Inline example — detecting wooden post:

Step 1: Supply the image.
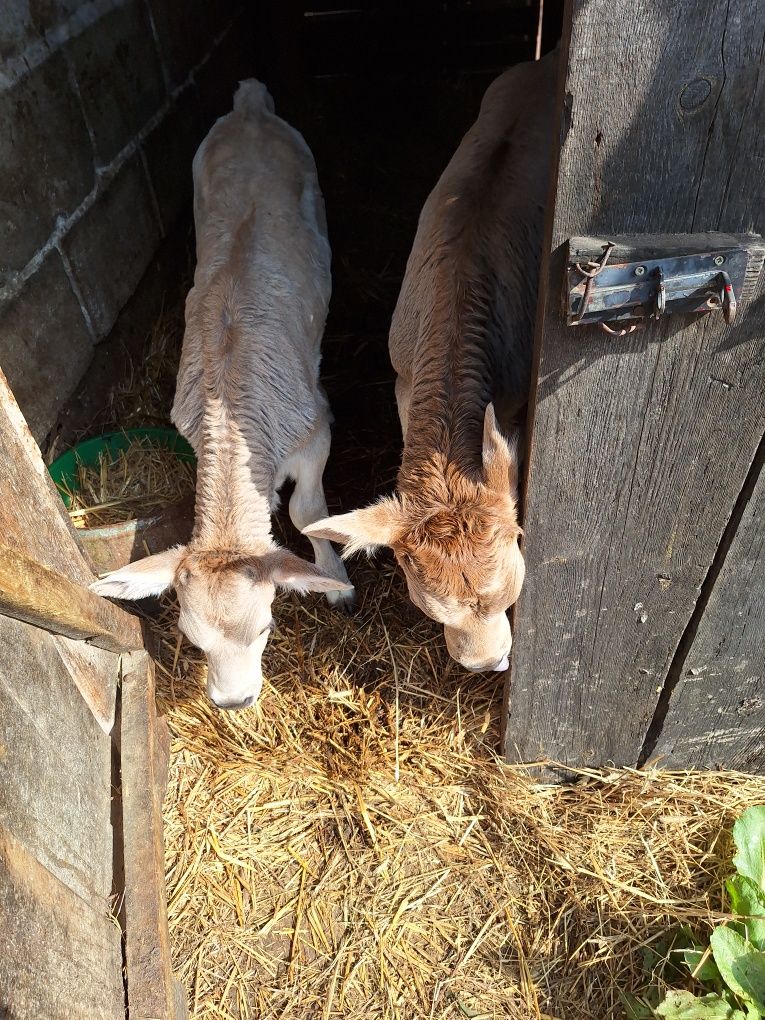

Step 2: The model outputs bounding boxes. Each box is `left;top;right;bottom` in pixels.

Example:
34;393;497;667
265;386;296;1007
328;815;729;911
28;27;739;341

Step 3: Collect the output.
120;651;188;1020
504;0;765;773
0;544;143;653
0;371;127;1014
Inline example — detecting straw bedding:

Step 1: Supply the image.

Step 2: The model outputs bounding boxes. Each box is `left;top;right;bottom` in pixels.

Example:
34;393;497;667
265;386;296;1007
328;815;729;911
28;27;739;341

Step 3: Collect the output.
69;321;764;1019
45;54;763;1014
145;558;764;1020
63;437;195;528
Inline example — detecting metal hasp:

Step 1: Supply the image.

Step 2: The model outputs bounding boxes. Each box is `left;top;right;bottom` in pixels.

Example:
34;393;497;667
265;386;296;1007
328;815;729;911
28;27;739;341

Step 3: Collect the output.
564;232;765;333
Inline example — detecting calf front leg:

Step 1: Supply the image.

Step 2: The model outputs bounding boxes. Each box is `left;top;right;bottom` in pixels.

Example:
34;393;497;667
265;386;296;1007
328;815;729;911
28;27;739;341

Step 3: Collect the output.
288;426;356;611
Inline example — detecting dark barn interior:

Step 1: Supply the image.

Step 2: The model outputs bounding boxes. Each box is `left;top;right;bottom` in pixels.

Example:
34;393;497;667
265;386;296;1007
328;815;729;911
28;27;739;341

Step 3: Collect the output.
46;0;563;517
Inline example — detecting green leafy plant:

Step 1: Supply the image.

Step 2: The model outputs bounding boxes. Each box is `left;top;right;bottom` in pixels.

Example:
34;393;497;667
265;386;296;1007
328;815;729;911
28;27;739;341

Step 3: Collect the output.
645;806;765;1020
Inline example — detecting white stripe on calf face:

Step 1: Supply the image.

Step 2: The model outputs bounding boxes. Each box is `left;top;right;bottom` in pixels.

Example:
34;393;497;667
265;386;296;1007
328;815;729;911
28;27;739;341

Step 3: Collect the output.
205;631;269;710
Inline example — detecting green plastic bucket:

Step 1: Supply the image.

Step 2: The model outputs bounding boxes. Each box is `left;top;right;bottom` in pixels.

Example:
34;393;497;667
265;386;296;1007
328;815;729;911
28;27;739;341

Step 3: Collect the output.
48;427;196;508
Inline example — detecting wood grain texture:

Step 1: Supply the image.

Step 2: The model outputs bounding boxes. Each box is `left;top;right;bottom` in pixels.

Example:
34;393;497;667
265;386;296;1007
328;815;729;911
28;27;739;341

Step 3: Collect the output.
0;824;124;1020
505;0;765;770
0;614;115;902
0;367;94;585
0;332;125;1015
0;543;143;653
651;456;765;770
53;635;119;734
0;367;134;723
121;651;189;1020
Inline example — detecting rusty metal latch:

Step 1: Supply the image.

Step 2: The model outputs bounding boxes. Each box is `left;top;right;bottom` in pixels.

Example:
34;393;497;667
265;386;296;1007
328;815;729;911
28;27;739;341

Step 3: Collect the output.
564;232;764;334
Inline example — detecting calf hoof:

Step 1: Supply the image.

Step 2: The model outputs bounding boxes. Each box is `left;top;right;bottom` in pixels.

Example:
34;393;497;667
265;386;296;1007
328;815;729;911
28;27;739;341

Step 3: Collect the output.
326;585;358;615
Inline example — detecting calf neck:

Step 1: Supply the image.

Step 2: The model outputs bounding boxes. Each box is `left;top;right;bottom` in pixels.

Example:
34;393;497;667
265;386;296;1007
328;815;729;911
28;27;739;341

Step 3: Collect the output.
304;52;558;671
91;80;354;708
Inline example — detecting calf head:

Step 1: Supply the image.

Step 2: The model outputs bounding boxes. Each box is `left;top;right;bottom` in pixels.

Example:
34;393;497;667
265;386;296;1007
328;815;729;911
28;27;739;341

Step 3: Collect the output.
90;546;352;709
304;404;524;672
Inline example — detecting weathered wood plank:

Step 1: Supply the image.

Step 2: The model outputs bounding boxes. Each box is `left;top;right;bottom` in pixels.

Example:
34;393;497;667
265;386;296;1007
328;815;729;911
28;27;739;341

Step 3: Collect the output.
121;651;189;1020
0;367;131;722
0;543;143;653
505;0;765;771
651;453;765;770
0;367;94;585
0;824;124;1020
53;635;119;734
0;615;115;902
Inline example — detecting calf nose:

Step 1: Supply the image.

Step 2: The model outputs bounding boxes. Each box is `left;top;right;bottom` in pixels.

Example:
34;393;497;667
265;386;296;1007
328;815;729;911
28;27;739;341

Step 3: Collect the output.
211;694;256;711
463;650;511;673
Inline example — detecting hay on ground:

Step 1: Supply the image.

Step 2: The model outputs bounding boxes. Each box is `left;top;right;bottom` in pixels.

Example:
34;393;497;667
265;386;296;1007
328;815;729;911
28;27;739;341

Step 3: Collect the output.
141;557;765;1020
108;305;186;430
62;436;195;528
64;304;764;1019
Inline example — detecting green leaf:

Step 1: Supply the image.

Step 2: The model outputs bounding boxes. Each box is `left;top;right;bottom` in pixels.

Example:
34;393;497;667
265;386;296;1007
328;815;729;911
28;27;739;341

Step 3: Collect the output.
685;946;723;984
733;808;765;893
645;926;707;985
645;931;687;974
710;928;765;1011
728;876;765;951
618;989;656;1019
655;989;747;1019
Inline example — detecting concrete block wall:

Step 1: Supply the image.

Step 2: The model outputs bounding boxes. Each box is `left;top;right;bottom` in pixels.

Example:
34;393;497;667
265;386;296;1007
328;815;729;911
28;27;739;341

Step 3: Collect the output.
0;0;249;442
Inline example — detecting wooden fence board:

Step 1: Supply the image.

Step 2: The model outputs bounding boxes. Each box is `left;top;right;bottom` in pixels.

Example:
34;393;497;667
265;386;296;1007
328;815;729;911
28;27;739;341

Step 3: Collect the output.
651;455;765;770
0;614;115;902
0;366;145;727
505;0;765;771
53;635;119;734
0;543;143;653
0;367;94;585
0;824;124;1020
121;651;188;1020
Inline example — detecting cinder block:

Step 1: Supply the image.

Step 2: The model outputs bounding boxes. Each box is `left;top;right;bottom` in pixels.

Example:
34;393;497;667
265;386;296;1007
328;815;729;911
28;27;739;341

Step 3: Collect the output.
0;0;41;62
67;0;165;167
0;250;94;441
62;153;160;338
143;85;204;233
0;51;94;284
28;0;90;35
147;0;222;88
0;0;89;59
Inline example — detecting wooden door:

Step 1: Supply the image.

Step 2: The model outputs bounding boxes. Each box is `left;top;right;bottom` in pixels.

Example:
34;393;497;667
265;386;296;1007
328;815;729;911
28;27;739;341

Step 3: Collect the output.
504;0;765;774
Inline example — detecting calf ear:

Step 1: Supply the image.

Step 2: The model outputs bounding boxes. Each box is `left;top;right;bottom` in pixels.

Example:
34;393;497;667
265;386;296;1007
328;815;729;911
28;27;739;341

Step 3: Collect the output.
89;546;186;600
482;404;521;497
264;551;354;594
302;497;405;556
